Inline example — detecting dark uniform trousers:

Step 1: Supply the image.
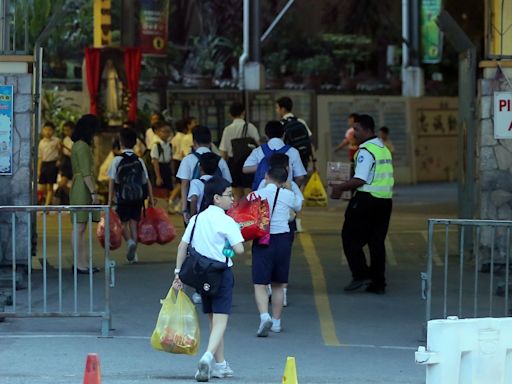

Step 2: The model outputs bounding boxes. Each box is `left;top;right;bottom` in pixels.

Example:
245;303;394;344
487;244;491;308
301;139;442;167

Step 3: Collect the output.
341;191;392;287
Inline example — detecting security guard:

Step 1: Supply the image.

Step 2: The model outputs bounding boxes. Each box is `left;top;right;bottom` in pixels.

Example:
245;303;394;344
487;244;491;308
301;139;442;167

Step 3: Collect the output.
331;114;393;294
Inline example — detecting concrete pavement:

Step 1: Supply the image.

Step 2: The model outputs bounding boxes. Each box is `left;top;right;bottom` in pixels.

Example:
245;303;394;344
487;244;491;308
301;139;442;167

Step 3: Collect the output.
0;183;458;383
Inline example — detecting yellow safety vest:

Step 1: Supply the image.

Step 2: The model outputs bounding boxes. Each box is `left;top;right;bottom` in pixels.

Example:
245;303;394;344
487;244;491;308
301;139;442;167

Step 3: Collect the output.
354;140;394;199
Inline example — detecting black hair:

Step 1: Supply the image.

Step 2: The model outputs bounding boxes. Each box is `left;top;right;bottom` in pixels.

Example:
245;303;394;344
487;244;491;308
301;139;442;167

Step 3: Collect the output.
119;128;137;149
151;111;164;121
192;125;212;145
264;120;284;139
62;121;74;130
267;166;288;183
174;119;186;134
276;96;293;112
379;126;389;135
112;138;121;151
357;114;375;132
199;152;220;176
122;121;135;130
229;102;245;117
269;153;289;169
71;114;99;145
184;116;197;128
348;113;359;121
43;121;55;130
153;121;170;131
199;176;231;212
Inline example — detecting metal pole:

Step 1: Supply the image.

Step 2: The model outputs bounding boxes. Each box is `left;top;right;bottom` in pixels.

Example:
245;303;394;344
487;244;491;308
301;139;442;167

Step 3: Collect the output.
249;0;260;62
238;0;250;89
410;0;420;67
260;0;295;43
402;0;409;68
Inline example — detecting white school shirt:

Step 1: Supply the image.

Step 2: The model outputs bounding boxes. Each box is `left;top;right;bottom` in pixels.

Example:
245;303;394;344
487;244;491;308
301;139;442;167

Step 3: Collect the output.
182;205;244;267
257;179;304;205
176;147;232;182
253;183;303;234
353;137;383;183
38;136;60;162
187;174;213;212
282;112;313;137
243;138;307;180
171;132;185;161
150;137;172;163
62;136;73;157
219;118;260;158
107;149;150;182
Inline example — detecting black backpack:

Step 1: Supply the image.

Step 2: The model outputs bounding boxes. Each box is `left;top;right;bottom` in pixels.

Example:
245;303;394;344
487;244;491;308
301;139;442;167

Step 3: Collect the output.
191;151;223;180
115;153;148;203
283;117;312;166
230;122;258;188
142;143;164;185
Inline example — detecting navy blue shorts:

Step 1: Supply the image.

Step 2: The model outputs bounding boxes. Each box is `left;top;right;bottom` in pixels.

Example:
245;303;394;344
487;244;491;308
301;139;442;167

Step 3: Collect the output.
252;233;293;285
116;202;143;223
201;268;234;315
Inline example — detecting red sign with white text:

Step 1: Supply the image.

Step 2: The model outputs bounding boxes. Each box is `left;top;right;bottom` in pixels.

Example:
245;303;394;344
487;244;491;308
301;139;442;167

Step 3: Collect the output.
140;0;169;57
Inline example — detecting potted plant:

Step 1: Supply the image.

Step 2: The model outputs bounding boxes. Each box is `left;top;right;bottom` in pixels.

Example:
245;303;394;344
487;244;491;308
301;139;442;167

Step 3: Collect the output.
185;34;234;88
296;54;334;89
264;50;288;89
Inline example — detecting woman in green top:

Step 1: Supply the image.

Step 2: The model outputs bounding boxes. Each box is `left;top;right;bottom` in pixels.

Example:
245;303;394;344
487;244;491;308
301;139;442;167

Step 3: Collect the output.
70;114;101;273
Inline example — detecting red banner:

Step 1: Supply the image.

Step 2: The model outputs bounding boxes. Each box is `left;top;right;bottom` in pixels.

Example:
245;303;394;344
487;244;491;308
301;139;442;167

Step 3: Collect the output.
140;0;169;56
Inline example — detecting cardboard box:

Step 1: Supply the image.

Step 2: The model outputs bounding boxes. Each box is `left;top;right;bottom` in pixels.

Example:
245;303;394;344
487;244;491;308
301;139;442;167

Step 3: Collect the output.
327;162;352;200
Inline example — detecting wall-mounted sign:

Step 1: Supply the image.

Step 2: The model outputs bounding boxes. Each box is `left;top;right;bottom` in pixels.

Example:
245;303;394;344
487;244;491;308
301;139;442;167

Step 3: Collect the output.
0;85;13;175
140;0;169;57
94;0;112;47
494;92;512;139
421;0;443;64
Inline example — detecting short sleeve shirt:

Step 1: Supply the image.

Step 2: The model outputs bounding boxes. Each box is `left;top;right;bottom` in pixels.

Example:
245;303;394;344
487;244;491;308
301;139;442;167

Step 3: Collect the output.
219;118;260;158
243;138;307;180
150;138;172;163
176;147;232;182
182;205;244;267
39;137;60;162
282;113;312;137
171;132;185;161
353;137;384;183
187;174;213;211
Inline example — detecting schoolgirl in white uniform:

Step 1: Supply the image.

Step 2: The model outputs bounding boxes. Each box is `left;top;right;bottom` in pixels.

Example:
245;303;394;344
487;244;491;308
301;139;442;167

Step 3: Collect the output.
173;176;244;382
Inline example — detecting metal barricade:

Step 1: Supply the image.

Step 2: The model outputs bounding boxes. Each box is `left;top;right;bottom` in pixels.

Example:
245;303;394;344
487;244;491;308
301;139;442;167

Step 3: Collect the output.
422;218;512;331
0;205;115;336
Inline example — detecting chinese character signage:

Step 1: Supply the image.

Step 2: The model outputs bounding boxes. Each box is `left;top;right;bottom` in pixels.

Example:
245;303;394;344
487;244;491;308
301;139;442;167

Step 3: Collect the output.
421;0;443;64
94;0;112;47
417;109;457;136
0;85;13;175
140;0;169;57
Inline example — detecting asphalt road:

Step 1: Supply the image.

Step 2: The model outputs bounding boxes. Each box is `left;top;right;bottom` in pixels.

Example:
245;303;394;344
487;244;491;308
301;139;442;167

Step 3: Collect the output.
0;183;458;383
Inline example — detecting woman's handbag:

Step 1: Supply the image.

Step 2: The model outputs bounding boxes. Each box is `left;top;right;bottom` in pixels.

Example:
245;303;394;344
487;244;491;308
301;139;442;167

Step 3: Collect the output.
178;214;228;297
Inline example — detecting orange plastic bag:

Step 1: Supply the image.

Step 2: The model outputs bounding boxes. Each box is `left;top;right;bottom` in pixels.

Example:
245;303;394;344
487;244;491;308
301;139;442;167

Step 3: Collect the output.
227;192;270;241
147;207;176;245
97;210;123;250
151;288;200;355
138;210;157;245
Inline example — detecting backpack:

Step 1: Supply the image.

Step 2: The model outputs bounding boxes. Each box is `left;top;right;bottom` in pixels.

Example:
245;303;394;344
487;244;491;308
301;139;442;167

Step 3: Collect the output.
115;153;148;203
230;122;258;188
142;142;164;185
191;151;223;180
252;143;291;191
282;117;312;166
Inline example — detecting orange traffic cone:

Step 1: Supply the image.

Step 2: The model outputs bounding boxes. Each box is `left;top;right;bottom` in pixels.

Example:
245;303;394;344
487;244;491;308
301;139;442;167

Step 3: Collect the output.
83;353;101;384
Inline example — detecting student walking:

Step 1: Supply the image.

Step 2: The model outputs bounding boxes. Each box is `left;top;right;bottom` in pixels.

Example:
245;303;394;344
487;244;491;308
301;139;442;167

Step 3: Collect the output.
172;177;245;382
38;121;61;205
188;152;221;217
56;121;74;204
150;121;174;201
168;119;187;213
251;166;302;336
108;128;155;262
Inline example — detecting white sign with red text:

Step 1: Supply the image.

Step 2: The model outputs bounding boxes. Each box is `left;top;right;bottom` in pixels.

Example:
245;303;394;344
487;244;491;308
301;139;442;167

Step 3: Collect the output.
494;92;512;139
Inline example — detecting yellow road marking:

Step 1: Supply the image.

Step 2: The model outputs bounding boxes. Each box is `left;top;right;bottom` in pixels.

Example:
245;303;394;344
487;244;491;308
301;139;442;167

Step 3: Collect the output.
299;232;341;346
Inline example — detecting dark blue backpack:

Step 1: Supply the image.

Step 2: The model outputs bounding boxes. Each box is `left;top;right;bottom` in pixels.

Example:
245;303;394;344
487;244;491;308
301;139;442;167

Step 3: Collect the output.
251;143;290;190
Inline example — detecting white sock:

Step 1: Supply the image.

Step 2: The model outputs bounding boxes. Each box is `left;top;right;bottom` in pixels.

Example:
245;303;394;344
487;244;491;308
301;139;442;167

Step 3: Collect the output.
260;313;271;322
127;239;136;247
202;351;214;361
216;360;226;367
272;318;281;327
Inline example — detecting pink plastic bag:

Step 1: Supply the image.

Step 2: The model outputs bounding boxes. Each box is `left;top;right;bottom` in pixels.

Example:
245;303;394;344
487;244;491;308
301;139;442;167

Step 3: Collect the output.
97;210;123;250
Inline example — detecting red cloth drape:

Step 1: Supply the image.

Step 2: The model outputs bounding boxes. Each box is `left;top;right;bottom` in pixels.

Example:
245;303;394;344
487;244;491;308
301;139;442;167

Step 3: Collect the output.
123;48;142;121
85;48;101;115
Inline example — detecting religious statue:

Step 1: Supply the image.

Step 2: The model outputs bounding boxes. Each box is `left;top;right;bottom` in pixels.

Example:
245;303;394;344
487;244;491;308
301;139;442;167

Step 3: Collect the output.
101;59;123;126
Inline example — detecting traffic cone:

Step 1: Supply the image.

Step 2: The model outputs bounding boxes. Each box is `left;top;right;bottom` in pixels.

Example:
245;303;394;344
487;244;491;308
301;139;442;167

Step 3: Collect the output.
282;356;298;384
83;353;101;384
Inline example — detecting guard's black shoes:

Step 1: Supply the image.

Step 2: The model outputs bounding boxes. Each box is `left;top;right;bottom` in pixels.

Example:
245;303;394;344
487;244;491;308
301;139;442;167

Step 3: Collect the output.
343;279;370;292
365;283;386;295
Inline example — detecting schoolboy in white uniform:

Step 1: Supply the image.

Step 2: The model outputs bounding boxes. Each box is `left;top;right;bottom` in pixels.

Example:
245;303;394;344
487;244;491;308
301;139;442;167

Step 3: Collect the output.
187;152;220;216
251;166;302;337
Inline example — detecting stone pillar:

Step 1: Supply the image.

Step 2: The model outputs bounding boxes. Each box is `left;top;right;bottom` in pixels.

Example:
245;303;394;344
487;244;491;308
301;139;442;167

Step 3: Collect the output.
478;63;512;263
0;72;33;268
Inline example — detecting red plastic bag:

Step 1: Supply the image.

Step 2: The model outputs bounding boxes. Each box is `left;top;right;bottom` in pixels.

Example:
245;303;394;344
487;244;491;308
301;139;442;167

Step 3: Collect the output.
97;210;123;250
147;207;177;245
227;193;270;241
138;209;158;245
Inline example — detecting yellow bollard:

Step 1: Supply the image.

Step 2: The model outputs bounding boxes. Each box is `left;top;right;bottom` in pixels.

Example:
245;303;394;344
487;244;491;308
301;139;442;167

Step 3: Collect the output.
282;356;298;384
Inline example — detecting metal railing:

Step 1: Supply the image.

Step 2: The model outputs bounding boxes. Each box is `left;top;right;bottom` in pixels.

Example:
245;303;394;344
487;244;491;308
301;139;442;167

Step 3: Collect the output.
0;205;115;336
422;218;512;329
